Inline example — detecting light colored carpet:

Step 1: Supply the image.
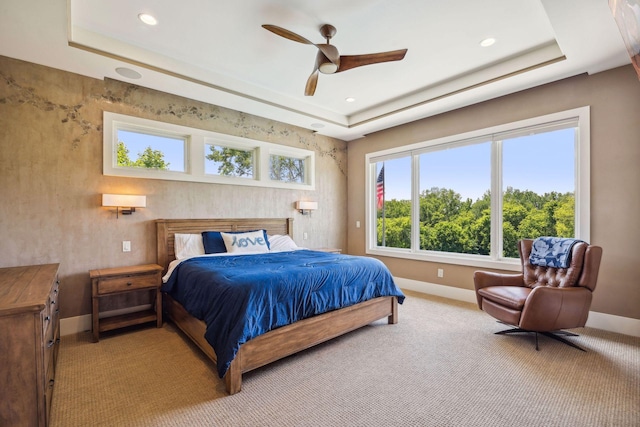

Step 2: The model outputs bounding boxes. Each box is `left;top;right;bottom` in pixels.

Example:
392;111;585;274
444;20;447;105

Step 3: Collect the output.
50;292;639;426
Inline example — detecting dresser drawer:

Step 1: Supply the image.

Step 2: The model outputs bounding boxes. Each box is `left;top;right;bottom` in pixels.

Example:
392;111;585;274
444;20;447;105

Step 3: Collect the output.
44;320;56;379
44;355;55;425
43;278;59;336
97;273;158;294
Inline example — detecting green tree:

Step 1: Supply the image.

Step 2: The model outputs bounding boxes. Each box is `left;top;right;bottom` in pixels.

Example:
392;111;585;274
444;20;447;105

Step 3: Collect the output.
117;141;169;170
378;216;411;248
470;208;491;255
382;199;411;218
206;146;253;177
517;209;548;240
377;184;574;257
117;141;135;167
424;221;468;253
134;146;170;169
554;195;575;236
420;187;464;226
270;155;304;183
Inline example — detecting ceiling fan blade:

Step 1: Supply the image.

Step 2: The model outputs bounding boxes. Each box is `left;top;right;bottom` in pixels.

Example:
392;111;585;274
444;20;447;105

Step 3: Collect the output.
262;25;314;45
305;69;319;96
337;49;408;73
305;53;322;96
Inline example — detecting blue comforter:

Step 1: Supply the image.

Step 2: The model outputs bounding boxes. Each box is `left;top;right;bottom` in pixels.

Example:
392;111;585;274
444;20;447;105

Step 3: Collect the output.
163;250;405;377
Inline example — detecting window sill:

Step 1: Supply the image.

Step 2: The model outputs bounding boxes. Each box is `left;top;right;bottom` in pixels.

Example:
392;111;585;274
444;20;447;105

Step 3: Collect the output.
366;247;522;272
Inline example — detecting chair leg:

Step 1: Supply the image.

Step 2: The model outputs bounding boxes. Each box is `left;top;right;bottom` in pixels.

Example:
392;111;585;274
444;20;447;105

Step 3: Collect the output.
540;331;586;352
494;323;585;351
495;327;539;350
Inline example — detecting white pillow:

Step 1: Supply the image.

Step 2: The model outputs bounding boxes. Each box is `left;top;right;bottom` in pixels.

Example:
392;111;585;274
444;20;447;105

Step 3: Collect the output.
268;234;300;252
221;230;270;254
174;233;205;260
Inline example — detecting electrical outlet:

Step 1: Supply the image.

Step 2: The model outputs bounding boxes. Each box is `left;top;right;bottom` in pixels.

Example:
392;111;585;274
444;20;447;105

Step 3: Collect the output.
356;221;361;228
303;232;308;240
437;268;444;278
122;241;131;252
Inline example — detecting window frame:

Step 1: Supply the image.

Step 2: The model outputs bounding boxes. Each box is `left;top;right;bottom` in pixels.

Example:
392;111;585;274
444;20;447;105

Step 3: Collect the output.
104;112;315;190
365;106;590;271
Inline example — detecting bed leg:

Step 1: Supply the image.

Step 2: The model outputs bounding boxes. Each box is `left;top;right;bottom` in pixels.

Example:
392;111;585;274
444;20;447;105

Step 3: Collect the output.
224;358;242;395
388;296;398;324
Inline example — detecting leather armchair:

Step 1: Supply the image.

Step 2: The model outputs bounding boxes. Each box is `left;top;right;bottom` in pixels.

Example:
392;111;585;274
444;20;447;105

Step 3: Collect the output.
474;239;603;351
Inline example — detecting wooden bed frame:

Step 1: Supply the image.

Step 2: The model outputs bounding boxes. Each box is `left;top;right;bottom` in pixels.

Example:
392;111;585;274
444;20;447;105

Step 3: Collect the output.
156;218;399;394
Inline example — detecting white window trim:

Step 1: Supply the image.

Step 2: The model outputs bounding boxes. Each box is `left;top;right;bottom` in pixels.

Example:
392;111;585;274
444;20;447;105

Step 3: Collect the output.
365;106;590;271
104;112;315;190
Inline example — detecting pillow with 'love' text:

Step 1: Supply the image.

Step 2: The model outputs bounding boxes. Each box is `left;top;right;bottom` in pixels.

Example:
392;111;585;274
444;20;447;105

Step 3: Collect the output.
220;230;270;254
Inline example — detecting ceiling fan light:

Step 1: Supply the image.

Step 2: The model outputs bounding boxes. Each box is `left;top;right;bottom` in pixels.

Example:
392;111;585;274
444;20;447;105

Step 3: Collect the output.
318;62;338;74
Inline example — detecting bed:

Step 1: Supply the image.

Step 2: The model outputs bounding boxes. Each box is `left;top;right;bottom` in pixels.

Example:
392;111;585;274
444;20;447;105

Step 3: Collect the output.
156;218;403;394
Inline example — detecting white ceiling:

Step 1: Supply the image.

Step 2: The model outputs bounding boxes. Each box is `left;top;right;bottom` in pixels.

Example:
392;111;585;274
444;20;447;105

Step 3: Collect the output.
0;0;631;141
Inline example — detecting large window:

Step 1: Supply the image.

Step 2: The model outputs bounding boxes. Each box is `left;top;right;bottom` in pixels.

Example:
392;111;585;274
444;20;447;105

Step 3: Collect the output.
104;112;314;190
367;107;590;270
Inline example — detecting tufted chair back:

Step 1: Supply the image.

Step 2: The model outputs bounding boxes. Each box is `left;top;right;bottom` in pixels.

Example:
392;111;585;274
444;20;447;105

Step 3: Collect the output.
519;239;588;289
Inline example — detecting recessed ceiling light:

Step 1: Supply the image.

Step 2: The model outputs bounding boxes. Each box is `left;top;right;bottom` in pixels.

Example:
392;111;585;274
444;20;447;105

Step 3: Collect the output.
115;67;142;79
480;38;496;47
345;97;355;102
138;13;157;26
311;123;325;129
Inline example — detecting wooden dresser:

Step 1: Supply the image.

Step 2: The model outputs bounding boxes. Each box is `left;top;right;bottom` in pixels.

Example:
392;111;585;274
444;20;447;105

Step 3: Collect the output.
0;263;60;427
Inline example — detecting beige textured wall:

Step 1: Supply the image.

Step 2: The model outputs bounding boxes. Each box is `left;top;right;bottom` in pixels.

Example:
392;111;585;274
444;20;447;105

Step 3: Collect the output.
347;65;640;320
0;56;347;318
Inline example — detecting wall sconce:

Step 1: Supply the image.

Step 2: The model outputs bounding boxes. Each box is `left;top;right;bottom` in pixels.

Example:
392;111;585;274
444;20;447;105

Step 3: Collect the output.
296;200;318;215
102;194;146;218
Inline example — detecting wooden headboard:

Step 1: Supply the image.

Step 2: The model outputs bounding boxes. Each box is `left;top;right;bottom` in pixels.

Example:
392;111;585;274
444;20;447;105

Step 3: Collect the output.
155;218;294;273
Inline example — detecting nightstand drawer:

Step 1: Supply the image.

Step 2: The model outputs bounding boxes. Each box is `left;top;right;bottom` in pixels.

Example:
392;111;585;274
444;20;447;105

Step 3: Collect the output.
97;273;158;294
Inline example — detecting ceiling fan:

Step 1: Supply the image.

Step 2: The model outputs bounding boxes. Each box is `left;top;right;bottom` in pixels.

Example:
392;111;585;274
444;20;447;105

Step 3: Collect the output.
262;24;408;96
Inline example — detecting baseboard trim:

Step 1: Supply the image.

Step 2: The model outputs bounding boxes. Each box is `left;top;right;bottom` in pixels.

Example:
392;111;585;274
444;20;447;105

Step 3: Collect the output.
394;277;640;338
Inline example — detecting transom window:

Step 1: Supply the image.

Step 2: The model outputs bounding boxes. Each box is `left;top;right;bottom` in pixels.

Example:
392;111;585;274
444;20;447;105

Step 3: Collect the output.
366;107;590;270
117;129;186;172
104;112;315;190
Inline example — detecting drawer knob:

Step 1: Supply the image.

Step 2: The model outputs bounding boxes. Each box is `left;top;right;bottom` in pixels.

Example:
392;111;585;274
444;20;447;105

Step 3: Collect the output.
47;340;55;348
49;379;55;388
45;316;51;321
51;300;56;305
126;282;133;286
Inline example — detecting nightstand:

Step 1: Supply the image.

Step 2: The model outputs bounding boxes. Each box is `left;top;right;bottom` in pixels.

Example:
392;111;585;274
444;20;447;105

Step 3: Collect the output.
312;248;342;254
90;264;163;342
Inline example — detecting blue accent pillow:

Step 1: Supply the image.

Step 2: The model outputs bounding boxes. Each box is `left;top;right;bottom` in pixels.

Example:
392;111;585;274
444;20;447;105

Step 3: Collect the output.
201;231;226;254
202;230;270;254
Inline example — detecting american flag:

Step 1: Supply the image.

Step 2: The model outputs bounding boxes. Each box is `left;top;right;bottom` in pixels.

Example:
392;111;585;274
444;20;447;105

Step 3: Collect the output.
376;166;384;210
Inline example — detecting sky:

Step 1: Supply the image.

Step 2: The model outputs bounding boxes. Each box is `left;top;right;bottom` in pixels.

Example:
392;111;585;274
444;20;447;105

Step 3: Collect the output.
118;127;576;202
118;130;186;172
380;128;575;201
